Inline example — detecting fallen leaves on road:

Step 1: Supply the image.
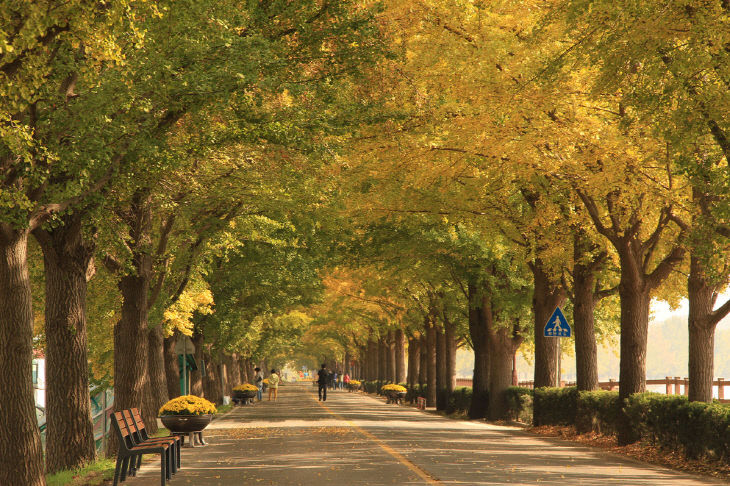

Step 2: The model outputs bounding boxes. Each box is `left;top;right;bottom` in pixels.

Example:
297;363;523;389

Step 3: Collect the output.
529;425;730;482
207;426;356;440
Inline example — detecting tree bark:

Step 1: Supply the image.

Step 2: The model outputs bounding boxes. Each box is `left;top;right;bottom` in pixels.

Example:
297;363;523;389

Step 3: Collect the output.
344;349;351;377
164;334;181;399
33;215;96;473
688;254;721;403
573;234;599;391
0;228;45;486
615;245;651;445
239;357;250;384
444;318;457;394
468;282;490;419
378;338;388;382
368;340;377;381
395;329;406;383
436;325;447;410
418;333;427;386
407;336;420;387
227;353;242;389
145;325;168;432
191;332;204;396
113;192;156;446
488;326;521;421
387;330;396;382
531;260;565;388
203;351;220;403
426;318;437;407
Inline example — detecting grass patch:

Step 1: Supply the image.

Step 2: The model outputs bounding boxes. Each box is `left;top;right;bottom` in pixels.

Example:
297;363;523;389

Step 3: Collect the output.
46;459;116;486
215;404;234;415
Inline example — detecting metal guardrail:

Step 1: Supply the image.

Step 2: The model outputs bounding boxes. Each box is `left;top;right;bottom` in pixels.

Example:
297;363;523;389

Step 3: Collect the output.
91;388;114;453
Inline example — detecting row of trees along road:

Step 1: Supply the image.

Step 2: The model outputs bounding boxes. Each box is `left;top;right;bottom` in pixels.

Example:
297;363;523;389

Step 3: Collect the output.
309;0;730;448
0;1;387;484
2;1;730;484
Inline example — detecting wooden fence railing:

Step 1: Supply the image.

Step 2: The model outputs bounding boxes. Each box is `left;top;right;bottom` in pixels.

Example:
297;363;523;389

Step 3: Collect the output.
454;377;730;403
513;377;730;404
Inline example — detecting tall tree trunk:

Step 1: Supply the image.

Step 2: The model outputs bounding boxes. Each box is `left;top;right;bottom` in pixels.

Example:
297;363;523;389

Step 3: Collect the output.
239;357;250;384
378;338;387;381
145;325;167;433
487;297;524;421
573;235;599;391
164;335;181;399
0;229;45;486
219;361;229;397
387;330;396;382
203;352;220;402
426;319;437;407
616;248;651;445
395;329;406;383
190;332;204;396
418;333;427;386
688;254;721;403
344;349;351;377
407;336;420;387
34;216;96;473
436;325;447;410
444;318;457;394
113;193;155;444
228;353;242;388
468;282;490;419
531;260;565;388
371;340;378;381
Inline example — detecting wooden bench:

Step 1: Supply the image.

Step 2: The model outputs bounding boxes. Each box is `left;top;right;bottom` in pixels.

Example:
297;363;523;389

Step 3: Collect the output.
111;410;176;486
126;409;181;474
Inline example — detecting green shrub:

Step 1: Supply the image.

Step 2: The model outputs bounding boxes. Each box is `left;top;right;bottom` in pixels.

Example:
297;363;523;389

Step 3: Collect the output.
505;387;533;423
576;390;620;434
624;393;730;460
447;387;472;414
533;387;578;426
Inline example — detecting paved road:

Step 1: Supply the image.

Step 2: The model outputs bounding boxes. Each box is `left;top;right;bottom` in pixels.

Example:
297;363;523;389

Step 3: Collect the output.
125;382;720;485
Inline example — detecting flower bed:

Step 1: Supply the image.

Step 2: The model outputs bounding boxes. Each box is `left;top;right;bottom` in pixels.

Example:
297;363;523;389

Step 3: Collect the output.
381;384;407;404
159;395;217;416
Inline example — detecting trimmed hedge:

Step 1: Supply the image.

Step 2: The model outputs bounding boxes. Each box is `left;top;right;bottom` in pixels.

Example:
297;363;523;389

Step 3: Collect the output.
624;393;730;460
576;390;621;435
505;387;533;423
526;387;730;463
446;387;472;414
533;387;578;426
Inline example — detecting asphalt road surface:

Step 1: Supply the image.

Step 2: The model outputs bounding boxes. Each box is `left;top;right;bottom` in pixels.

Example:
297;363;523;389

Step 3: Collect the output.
124;382;721;485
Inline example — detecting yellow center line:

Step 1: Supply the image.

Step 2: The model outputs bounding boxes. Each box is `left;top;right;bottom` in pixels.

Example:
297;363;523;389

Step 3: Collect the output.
313;393;441;485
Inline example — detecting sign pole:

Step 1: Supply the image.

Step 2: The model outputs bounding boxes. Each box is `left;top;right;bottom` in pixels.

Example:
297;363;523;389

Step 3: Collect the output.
544;307;570;388
557;338;561;387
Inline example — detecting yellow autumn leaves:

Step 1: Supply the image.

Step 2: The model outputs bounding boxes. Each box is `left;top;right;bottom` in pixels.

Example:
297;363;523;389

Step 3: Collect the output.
163;288;214;337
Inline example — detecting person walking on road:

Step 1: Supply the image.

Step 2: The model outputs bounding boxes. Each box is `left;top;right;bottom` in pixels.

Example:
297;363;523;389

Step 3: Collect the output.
268;369;280;401
254;367;264;401
317;364;328;401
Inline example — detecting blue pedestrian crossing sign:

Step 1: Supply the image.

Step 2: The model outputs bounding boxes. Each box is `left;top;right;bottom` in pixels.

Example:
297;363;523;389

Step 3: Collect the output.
544;307;571;338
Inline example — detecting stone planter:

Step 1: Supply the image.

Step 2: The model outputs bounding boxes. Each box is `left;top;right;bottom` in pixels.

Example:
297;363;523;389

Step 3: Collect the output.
232;389;257;405
384;390;407;404
159;414;213;433
159;414;213;448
